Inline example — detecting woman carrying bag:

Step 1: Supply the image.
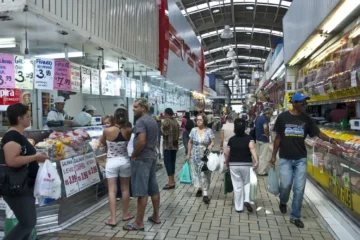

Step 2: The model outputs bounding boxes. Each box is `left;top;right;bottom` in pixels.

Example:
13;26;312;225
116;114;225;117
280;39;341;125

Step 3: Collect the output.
225;119;258;213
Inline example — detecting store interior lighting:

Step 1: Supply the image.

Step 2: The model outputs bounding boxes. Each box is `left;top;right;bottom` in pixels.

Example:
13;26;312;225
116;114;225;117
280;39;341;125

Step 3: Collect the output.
271;64;285;80
226;47;236;58
232;69;239;76
221;25;233;39
212;9;220;13
131;81;136;91
229;60;238;68
144;82;149;92
35;51;83;59
246;6;254;10
234;75;240;82
0;37;16;48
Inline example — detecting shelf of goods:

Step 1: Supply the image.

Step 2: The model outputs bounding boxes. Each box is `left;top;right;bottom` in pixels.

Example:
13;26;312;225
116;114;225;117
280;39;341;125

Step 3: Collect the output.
0;126;107;234
305;127;360;224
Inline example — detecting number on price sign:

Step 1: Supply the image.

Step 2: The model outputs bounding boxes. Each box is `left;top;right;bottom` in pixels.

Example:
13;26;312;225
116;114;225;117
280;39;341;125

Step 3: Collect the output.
73;155;91;191
0;54;15;89
84;152;100;185
54;60;71;91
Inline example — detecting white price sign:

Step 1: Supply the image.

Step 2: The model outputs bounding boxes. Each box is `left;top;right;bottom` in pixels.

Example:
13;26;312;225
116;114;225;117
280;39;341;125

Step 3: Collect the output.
125;77;131;97
81;66;91;94
70;63;81;92
84;152;100;185
73;155;90;191
34;58;54;90
91;69;100;95
60;158;79;197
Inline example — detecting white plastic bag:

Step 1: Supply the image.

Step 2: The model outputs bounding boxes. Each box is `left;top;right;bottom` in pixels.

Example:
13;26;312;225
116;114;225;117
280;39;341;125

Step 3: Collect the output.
34;160;62;200
218;153;226;173
250;168;258;201
127;133;135;157
207;152;219;171
72;112;92;126
267;167;279;196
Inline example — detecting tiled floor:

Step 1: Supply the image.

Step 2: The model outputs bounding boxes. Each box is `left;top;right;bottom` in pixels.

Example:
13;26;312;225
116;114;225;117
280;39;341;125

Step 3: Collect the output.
39;150;335;240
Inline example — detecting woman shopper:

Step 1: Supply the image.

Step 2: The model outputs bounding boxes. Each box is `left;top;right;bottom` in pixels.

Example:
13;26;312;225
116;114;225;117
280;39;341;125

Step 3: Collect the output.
225;118;259;213
101;107;133;226
186;113;215;204
181;112;191;155
220;115;235;153
0;103;48;240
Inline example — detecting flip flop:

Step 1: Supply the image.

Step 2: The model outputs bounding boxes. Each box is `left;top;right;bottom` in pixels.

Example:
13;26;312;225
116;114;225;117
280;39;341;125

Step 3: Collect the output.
162;184;175;190
105;221;117;227
122;214;135;221
123;223;144;231
148;216;161;224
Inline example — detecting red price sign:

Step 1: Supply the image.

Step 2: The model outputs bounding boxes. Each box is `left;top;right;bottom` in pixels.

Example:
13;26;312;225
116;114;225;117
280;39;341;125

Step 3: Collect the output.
54;60;71;91
60;158;79;197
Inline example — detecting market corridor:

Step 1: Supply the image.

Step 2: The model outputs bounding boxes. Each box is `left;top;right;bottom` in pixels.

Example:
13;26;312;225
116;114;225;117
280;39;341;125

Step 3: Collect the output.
39;150;335;240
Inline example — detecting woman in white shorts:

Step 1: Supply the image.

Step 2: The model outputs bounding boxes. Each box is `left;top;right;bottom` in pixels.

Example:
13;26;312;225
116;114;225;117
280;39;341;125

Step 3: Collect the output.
101;107;133;227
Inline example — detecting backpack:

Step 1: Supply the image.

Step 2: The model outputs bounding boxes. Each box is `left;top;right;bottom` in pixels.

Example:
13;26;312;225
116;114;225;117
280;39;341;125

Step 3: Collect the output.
185;119;195;131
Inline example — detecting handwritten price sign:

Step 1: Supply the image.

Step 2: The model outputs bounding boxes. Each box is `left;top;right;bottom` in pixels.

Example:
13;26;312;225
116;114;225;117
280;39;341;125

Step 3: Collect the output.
84;153;100;185
73;155;90;191
60;158;79;197
0;54;15;89
54;60;71;91
34;58;54;90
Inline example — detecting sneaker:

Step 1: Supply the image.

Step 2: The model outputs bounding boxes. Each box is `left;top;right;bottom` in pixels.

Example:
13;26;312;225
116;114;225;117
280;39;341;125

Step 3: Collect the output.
290;219;304;228
195;189;203;197
244;202;253;213
203;196;210;204
279;203;287;214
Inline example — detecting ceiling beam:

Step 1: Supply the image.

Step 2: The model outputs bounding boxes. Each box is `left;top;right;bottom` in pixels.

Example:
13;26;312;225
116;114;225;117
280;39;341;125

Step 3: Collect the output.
196;19;282;32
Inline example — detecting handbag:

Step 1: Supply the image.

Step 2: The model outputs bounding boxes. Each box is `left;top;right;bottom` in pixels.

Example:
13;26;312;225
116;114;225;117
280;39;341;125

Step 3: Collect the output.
0;140;29;197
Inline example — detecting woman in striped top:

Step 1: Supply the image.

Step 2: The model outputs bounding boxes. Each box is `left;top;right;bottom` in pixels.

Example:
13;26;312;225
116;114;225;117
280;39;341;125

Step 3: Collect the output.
225;118;259;213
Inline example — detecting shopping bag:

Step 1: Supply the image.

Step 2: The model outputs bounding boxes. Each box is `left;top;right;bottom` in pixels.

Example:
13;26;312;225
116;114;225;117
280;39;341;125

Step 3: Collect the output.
218;153;226;173
72;112;92;126
5;203;37;239
207;152;219;171
250;168;258;201
267;167;279;196
179;162;192;184
224;171;233;194
34;160;62;200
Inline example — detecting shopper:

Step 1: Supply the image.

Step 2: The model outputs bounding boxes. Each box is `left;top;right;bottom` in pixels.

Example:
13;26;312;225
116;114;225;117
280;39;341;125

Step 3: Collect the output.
220;115;235;152
181;112;191;155
161;108;179;190
101;107;133;227
329;103;348;123
225;119;258;213
255;107;273;176
186;113;215;204
0;103;48;240
46;96;72;127
125;98;160;231
271;92;340;228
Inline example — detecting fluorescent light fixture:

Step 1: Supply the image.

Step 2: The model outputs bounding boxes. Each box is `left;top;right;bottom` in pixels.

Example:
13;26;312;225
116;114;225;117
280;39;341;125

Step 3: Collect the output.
35;51;83;59
131;81;136;91
289;35;326;66
0;37;16;48
229;60;238;68
279;72;286;79
322;0;360;34
232;69;239;76
0;44;16;48
246;6;254;10
204;44;271;55
271;64;285;80
226;47;236;58
221;25;233;39
212;9;220;13
206;55;265;66
349;26;360;38
199;27;283;40
246;32;252;35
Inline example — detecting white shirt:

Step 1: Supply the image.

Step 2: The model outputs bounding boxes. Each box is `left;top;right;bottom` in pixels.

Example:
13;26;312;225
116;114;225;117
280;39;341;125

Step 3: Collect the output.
47;110;66;122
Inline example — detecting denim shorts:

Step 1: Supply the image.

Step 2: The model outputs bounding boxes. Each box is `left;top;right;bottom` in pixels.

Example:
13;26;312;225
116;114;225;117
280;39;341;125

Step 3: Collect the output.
131;158;159;197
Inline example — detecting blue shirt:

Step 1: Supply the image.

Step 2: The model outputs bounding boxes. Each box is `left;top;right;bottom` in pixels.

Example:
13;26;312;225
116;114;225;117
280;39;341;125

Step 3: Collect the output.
255;114;269;142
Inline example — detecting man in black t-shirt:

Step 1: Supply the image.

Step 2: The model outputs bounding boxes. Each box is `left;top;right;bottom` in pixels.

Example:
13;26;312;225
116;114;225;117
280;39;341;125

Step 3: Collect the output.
271;92;340;229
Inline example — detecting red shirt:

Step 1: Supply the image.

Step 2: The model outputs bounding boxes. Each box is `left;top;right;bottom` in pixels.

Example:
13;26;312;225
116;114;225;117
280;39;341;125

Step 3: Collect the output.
329;109;348;123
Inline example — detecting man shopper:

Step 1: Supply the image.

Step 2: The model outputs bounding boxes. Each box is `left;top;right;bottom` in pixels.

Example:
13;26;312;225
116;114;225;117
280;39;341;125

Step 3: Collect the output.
124;98;160;231
255;107;273;176
271;92;340;228
162;108;179;190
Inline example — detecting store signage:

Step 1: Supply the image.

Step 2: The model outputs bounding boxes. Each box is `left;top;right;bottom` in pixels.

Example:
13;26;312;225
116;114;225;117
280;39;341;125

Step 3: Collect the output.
125;77;131;97
0;89;21;105
328;176;352;208
350;71;357;87
84;153;100;186
73;155;90;191
81;66;91;94
53;60;71;91
91;69;100;95
15;55;34;90
34;58;54;90
60;158;79;197
70;63;81;92
101;72;114;96
131;80;136;99
0;54;15;89
136;80;141;98
114;74;121;96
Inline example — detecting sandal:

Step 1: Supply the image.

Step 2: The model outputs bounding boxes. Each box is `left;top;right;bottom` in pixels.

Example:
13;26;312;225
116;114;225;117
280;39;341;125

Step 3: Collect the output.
163;184;175;190
105;220;117;227
123;223;144;231
122;214;134;221
148;216;161;224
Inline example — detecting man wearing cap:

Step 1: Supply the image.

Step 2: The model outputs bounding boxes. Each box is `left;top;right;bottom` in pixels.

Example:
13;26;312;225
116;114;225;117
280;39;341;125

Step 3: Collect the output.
271;92;340;228
47;96;72;127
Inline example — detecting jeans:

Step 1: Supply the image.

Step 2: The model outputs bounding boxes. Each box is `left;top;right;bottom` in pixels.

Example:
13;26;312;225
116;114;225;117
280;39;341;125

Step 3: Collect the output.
3;191;37;240
279;158;307;220
182;131;190;155
164;150;177;176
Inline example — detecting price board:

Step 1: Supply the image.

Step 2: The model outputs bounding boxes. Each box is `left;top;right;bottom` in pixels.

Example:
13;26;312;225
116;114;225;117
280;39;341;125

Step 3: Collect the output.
81;66;91;94
34;58;54;90
84;152;100;185
114;74;121;96
15;55;34;89
131;80;136;99
54;60;71;91
91;69;100;95
101;72;115;96
60;158;79;197
125;77;131;97
70;63;81;92
136;80;141;98
72;155;90;191
0;54;15;89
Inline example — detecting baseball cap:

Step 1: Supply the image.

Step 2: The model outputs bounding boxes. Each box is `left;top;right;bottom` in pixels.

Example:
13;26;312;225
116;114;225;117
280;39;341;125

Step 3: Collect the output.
84;105;96;112
54;96;66;103
291;92;310;103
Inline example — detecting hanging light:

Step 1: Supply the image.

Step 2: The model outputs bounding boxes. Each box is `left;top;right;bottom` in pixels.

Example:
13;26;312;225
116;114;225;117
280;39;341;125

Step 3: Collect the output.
144;82;149;92
226;47;236;58
229;60;238;68
232;69;239;76
234;75;240;82
221;25;233;39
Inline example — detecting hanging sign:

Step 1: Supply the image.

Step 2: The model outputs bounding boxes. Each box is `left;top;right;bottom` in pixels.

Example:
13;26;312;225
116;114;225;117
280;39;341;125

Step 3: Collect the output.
81;66;91;94
53;60;71;91
101;72;114;96
125;77;131;97
60;158;79;197
91;69;100;95
131;80;136;99
73;155;90;191
70;63;81;92
0;54;15;89
34;58;54;90
15;55;34;89
136;80;141;98
84;153;100;185
114;74;121;96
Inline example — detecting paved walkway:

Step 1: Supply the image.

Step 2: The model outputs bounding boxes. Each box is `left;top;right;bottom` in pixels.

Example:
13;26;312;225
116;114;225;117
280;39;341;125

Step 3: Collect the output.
39;148;335;240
